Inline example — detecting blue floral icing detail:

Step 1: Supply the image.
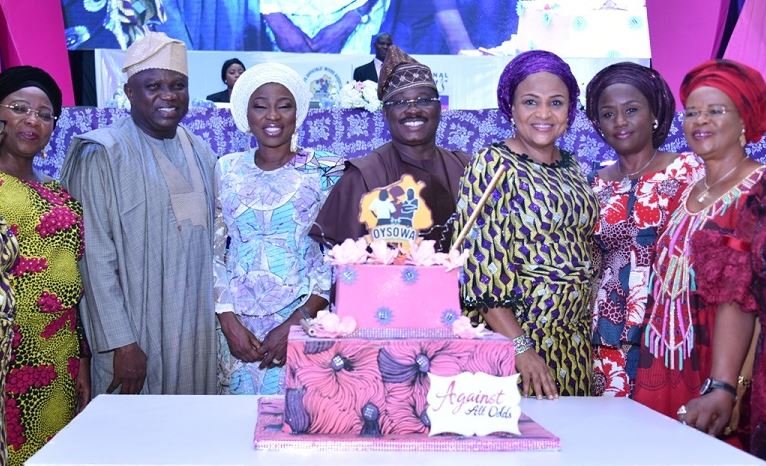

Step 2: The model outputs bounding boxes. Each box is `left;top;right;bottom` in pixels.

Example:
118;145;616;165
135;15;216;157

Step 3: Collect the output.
401;267;419;285
376;307;393;325
542;12;552;26
516;2;526;15
629;16;643;29
441;309;459;326
339;266;357;285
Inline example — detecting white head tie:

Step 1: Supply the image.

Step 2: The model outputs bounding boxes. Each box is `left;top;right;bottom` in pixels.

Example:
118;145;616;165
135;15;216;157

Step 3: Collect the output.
230;63;310;134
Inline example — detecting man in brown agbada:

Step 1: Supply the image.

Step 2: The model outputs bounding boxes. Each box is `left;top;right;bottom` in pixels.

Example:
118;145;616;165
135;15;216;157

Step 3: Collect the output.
312;46;469;251
60;32;217;395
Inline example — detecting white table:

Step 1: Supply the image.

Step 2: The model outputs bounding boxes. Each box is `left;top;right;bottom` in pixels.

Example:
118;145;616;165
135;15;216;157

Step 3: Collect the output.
26;395;766;466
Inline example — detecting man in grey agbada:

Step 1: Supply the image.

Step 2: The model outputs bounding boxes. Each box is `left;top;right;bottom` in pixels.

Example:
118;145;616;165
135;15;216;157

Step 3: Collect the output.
61;32;217;395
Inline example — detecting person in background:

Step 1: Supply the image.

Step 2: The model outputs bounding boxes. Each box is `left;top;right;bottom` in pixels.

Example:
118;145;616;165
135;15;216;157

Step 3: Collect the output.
353;33;392;83
0;66;91;466
214;63;342;394
634;59;766;449
207;58;246;103
454;50;599;398
313;45;469;252
61;32;217;396
585;62;700;397
0;213;18;466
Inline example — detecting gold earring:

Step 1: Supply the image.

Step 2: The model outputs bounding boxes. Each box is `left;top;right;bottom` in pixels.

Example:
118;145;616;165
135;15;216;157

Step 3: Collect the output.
739;128;747;147
652;119;658;130
290;133;299;153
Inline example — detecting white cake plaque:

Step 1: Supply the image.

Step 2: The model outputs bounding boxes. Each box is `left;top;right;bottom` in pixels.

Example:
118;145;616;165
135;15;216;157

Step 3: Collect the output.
426;372;522;437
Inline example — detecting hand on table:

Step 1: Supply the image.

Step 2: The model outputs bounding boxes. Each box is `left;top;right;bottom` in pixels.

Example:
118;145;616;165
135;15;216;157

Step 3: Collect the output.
678;391;735;436
515;350;559;400
107;342;147;394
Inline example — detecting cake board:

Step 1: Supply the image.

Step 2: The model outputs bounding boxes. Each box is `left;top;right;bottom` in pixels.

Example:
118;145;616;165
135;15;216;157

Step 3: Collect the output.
253;397;561;453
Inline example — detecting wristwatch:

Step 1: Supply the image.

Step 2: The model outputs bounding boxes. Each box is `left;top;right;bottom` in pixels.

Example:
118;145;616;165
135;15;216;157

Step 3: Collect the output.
699;378;737;398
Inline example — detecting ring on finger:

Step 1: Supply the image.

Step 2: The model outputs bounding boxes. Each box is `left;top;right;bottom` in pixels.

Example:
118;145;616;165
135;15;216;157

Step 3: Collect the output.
676;405;687;416
272;358;283;365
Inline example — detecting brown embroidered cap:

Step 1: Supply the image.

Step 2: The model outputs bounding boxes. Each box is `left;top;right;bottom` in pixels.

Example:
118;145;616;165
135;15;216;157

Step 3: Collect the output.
377;45;437;102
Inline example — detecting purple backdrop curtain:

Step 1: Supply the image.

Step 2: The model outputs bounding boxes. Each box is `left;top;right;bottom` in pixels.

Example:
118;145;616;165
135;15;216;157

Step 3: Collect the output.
39;106;766;179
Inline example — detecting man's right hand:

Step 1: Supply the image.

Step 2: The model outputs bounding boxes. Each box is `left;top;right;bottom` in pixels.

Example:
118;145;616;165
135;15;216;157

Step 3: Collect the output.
107;342;147;394
218;313;262;363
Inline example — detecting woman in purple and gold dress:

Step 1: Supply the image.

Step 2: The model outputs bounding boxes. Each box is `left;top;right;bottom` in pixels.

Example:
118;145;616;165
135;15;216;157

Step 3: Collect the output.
454;50;599;398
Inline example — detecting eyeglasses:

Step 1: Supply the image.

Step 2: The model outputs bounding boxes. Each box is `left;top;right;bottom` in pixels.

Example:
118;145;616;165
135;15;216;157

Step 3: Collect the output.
0;103;57;123
382;97;440;110
683;106;735;121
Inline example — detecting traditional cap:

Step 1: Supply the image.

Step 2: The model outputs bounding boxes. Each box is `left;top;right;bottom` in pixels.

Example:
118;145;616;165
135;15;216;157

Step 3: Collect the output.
377;45;437;101
230;62;310;134
0;65;63;118
123;32;188;79
680;59;766;144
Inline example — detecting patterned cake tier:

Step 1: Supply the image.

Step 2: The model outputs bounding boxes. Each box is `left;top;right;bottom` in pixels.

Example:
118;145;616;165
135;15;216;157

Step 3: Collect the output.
283;327;517;436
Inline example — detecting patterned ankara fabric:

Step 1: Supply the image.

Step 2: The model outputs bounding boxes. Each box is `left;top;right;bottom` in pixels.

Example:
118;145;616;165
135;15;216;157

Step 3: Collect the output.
214;148;342;395
743;176;766;459
0;174;86;466
454;143;599;396
0;215;19;466
634;166;766;424
589;153;701;397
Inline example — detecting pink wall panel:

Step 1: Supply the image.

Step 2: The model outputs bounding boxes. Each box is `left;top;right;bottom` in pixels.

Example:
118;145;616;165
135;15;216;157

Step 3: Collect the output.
646;0;729;106
0;0;74;106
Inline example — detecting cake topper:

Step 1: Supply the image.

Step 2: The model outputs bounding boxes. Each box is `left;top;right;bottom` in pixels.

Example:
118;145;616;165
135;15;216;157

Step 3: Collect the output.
358;174;433;244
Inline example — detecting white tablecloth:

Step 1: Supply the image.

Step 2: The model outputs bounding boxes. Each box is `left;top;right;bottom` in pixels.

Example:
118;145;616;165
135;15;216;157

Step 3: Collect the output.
26;395;765;466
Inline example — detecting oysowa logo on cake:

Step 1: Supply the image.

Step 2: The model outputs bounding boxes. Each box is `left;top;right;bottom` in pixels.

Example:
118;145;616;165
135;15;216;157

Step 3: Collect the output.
358;175;433;244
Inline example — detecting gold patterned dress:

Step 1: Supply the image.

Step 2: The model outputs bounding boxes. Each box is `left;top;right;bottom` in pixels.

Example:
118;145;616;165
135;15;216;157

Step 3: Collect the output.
454;143;600;395
0;173;87;465
0;214;19;466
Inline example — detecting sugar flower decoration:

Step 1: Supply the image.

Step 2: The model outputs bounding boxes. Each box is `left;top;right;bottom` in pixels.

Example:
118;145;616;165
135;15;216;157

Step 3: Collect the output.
406;240;438;266
368;239;398;265
326;238;369;265
301;310;357;338
451;315;488;339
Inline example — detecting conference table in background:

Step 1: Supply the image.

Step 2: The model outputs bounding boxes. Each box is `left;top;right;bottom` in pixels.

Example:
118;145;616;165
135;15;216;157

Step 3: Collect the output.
26;395;766;466
41;106;766;180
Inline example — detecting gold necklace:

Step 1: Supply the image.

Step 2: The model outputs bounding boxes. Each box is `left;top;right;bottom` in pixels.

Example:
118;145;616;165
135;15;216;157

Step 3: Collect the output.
695;156;749;203
616;150;657;191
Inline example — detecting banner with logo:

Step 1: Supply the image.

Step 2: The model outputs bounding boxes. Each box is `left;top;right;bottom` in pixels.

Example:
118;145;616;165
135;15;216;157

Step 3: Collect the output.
95;49;647;111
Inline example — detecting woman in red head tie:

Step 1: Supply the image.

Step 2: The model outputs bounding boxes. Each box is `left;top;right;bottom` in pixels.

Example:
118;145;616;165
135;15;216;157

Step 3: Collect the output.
633;59;766;449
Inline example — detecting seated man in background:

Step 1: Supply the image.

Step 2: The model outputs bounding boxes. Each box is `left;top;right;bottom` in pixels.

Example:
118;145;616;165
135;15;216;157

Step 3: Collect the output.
353;32;393;82
313;45;469;252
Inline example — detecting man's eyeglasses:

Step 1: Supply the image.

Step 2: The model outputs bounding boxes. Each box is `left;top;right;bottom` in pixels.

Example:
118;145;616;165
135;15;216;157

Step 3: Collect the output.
0;103;57;123
683;106;734;121
382;97;440;110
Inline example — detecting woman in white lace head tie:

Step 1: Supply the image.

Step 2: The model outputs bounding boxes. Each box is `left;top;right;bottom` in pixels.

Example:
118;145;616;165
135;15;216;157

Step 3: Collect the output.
214;62;342;394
